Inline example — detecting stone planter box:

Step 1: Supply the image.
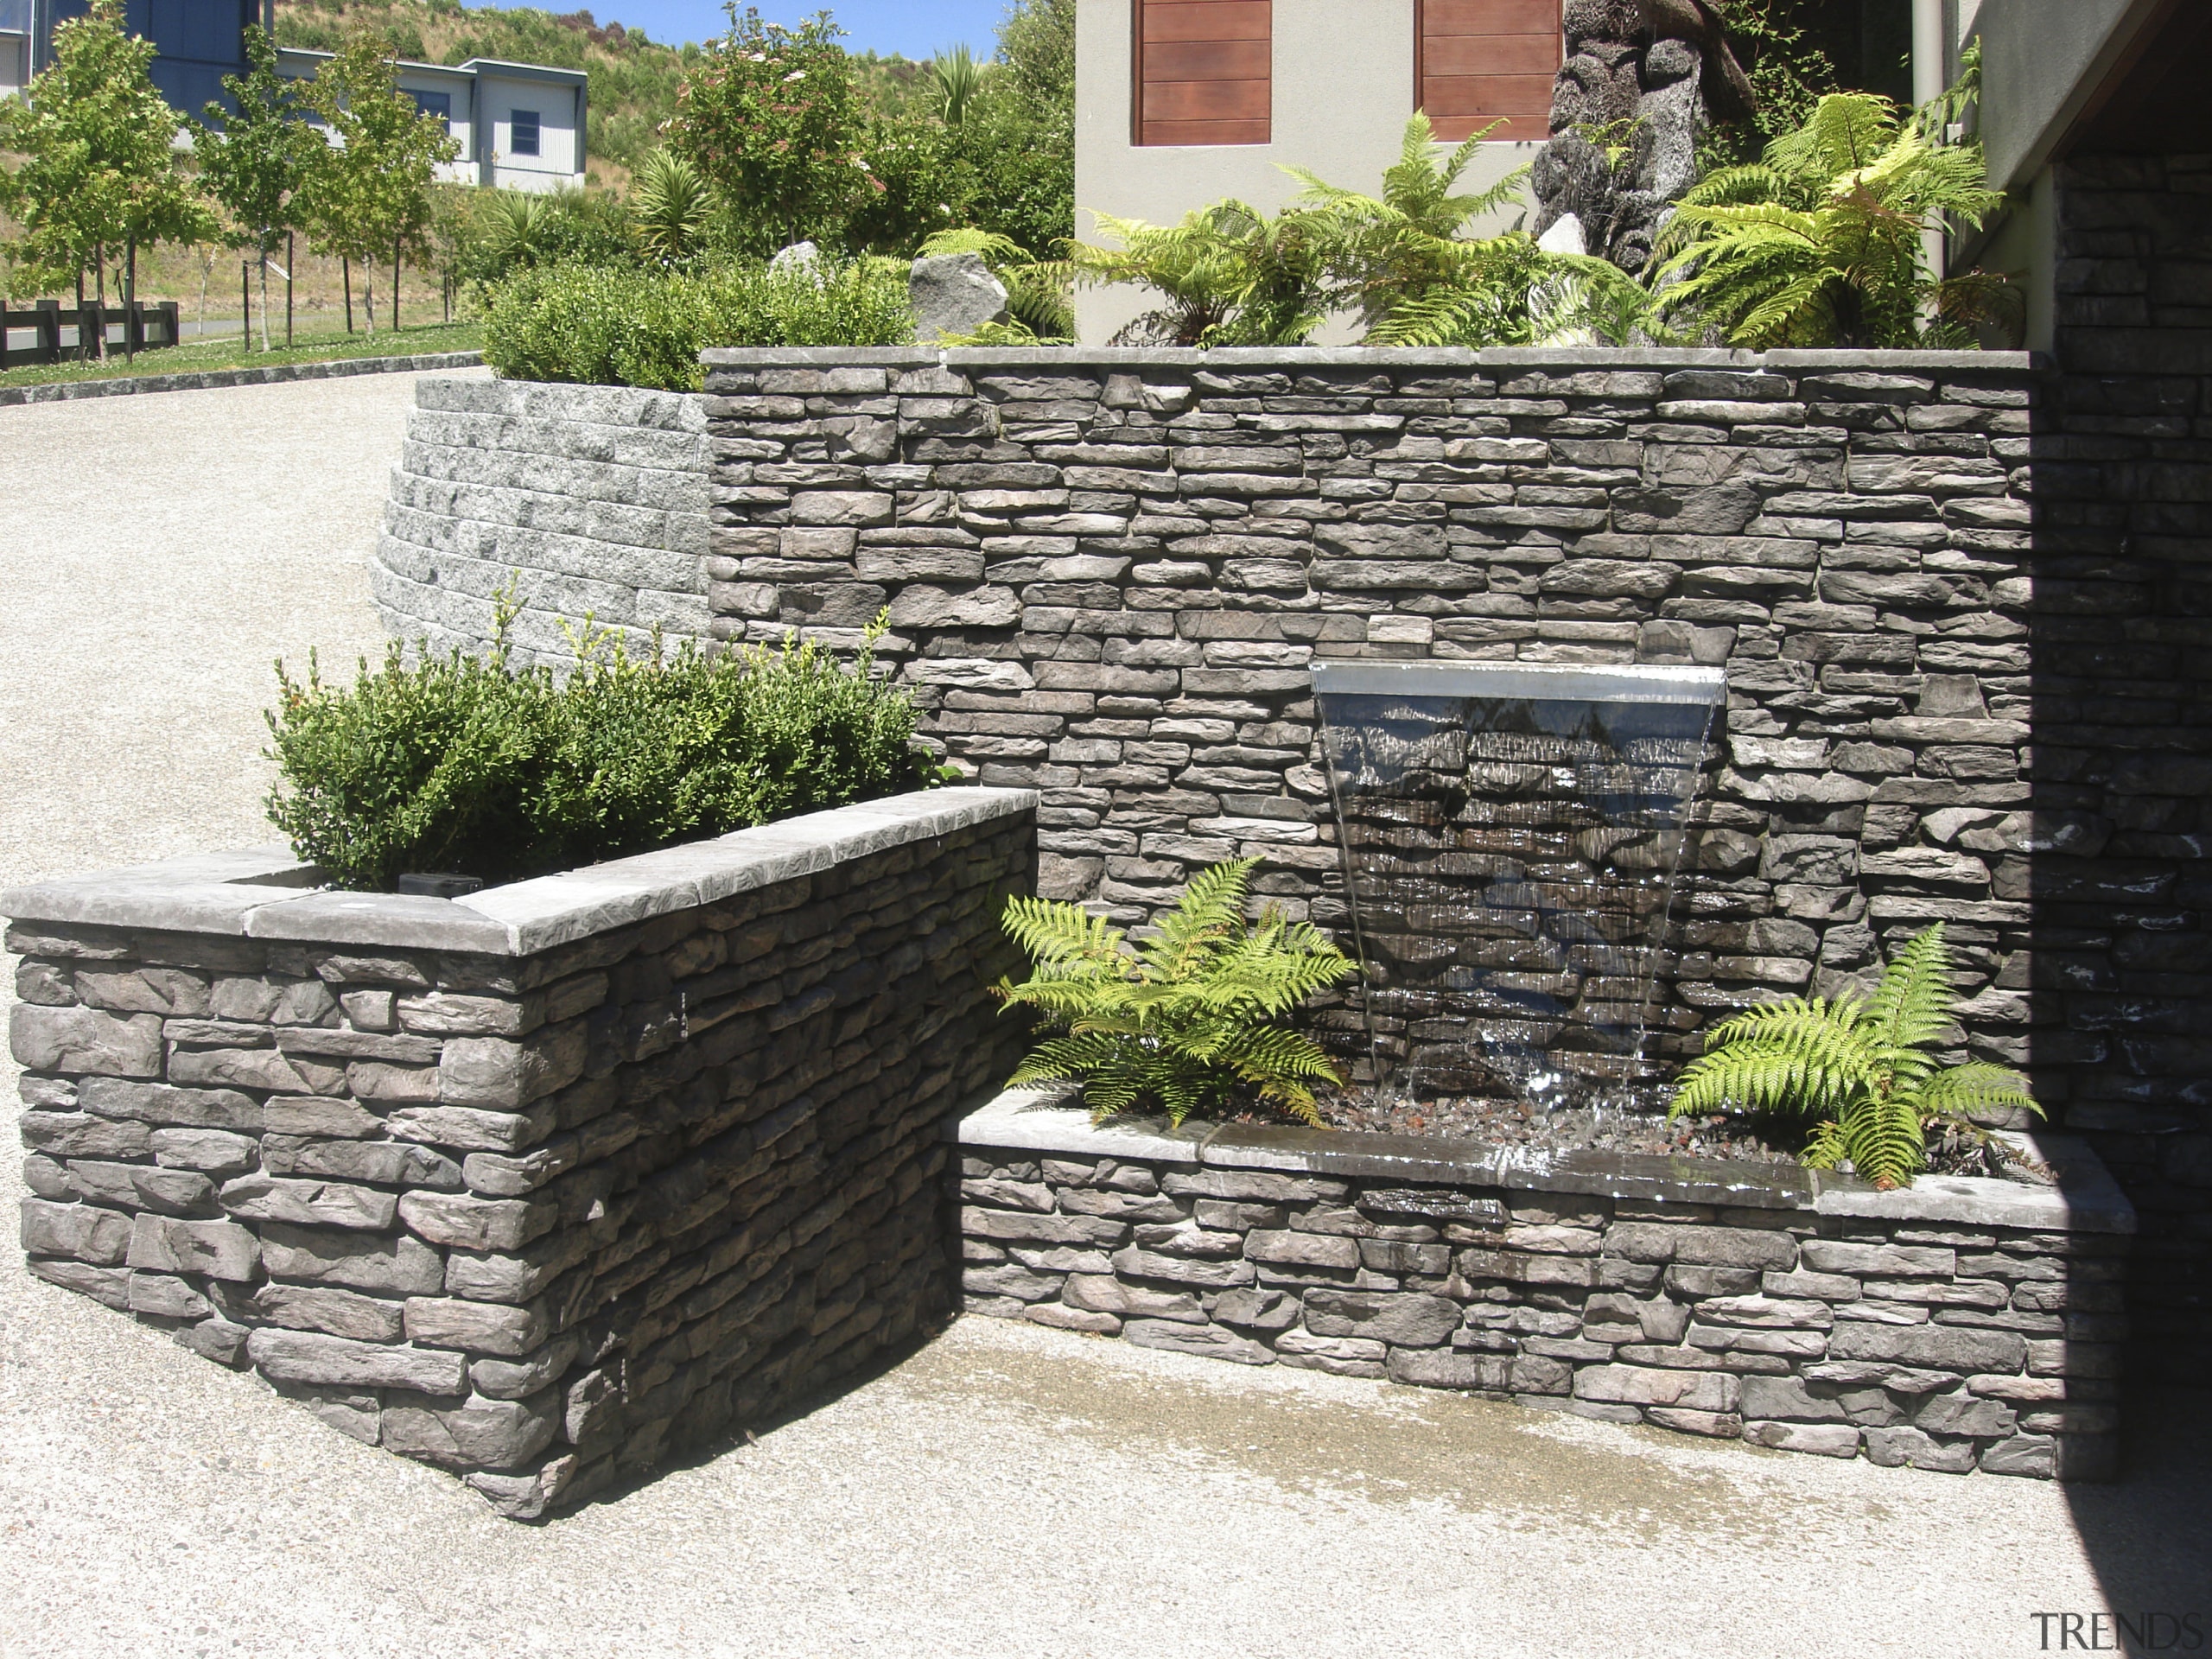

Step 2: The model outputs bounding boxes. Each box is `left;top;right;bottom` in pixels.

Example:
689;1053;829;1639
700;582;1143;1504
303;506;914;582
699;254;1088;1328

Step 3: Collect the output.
7;788;1036;1518
953;1091;2135;1480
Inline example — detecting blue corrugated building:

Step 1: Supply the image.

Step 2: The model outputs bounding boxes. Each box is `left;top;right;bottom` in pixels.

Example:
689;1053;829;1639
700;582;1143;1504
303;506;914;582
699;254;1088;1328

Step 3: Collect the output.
27;0;272;113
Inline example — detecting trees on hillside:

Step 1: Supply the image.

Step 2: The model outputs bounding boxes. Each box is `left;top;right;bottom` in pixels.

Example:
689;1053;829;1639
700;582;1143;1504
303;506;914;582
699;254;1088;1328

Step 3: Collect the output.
294;33;461;334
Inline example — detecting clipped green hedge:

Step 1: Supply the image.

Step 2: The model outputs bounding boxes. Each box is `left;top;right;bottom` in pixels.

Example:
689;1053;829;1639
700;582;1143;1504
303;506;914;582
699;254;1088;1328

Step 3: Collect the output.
265;620;944;891
481;257;915;390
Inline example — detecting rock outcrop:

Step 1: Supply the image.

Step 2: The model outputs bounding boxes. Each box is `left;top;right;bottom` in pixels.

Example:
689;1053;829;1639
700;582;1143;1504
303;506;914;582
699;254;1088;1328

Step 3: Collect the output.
1532;0;1757;274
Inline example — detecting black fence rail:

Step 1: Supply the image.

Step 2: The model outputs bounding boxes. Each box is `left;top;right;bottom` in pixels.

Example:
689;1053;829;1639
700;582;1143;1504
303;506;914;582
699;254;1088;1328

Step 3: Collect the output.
0;301;182;369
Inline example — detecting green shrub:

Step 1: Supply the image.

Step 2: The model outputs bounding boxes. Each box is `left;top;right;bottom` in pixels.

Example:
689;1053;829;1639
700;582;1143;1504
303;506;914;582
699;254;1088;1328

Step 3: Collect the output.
1669;923;2042;1189
481;257;914;389
995;859;1357;1128
265;614;944;892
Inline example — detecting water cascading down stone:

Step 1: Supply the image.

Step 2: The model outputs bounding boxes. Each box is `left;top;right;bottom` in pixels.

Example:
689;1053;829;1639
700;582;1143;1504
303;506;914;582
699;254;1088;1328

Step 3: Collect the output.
1313;661;1726;1112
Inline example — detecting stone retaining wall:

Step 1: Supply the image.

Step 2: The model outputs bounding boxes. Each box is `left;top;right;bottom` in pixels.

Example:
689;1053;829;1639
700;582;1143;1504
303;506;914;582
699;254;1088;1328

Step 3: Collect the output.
2039;154;2212;1390
956;1093;2135;1479
374;376;713;670
7;789;1035;1517
376;340;2212;1393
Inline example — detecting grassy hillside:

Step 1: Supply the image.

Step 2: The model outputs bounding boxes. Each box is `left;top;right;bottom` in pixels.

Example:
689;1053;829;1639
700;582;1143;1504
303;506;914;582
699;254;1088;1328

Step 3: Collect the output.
271;0;933;183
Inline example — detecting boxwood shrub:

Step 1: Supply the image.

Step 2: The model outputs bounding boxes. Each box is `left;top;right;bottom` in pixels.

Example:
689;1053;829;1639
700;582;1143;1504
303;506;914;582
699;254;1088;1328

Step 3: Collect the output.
481;257;915;391
265;617;944;891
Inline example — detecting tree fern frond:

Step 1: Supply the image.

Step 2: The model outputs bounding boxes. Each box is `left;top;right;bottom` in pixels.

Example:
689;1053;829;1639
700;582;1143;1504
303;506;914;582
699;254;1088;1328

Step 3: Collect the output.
1869;922;1955;1052
997;861;1356;1128
1919;1061;2044;1121
997;893;1128;973
1675;923;2041;1187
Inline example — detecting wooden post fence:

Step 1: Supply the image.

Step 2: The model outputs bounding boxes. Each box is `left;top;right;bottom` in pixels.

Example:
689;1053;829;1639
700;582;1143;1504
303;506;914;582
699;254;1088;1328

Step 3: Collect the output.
0;300;181;369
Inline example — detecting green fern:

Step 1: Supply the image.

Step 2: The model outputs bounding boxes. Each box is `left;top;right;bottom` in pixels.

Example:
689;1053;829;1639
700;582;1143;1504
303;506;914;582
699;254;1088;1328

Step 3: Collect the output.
1671;923;2041;1189
1071;201;1327;346
995;859;1357;1128
1650;89;2019;348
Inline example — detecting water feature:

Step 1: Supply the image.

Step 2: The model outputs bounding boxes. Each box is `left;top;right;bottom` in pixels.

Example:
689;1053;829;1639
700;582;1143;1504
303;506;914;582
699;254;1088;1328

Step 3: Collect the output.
1313;660;1727;1116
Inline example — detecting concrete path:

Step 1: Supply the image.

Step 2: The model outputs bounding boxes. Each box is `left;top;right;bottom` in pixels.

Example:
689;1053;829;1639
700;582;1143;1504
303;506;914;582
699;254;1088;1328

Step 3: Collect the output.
1;375;2205;1659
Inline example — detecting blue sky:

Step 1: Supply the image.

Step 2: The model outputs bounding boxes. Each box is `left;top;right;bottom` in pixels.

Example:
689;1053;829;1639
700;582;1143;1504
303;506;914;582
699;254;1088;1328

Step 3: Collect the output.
524;1;1010;57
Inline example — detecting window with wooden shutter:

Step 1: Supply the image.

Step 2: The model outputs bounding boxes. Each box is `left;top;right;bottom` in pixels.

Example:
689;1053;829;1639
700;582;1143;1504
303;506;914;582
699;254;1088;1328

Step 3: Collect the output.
1133;0;1272;147
1417;0;1561;143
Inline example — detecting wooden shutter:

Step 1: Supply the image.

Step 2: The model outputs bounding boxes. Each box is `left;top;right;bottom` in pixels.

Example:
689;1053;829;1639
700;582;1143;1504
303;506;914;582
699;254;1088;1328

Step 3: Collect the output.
1417;0;1561;143
1133;0;1271;147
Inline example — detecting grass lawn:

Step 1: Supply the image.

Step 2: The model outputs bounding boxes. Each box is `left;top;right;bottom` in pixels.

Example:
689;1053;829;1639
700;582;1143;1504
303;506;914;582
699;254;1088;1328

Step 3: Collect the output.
0;320;484;391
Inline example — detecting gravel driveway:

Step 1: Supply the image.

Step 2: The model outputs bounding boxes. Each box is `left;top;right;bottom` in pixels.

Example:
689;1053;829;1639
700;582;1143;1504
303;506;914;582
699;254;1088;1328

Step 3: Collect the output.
1;373;2205;1659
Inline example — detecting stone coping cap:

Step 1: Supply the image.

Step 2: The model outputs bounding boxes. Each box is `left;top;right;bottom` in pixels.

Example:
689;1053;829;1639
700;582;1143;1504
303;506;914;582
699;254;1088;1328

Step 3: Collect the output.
949;1090;2134;1232
1;788;1036;957
700;346;2043;373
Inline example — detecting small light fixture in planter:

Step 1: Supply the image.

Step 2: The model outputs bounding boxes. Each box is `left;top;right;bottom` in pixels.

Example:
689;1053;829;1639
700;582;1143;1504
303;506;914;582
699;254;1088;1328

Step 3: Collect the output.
395;873;486;898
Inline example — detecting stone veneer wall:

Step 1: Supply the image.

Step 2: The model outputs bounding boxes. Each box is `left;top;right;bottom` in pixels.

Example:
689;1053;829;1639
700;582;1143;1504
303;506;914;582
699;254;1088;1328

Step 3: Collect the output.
8;790;1034;1517
955;1096;2135;1480
375;340;2212;1391
2039;154;2212;1389
375;377;713;670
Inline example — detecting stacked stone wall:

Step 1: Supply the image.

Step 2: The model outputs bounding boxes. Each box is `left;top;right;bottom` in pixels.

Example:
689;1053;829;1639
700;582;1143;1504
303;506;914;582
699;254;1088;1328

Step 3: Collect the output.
958;1132;2128;1480
10;798;1033;1516
684;346;2052;1103
2042;154;2212;1389
372;340;2212;1391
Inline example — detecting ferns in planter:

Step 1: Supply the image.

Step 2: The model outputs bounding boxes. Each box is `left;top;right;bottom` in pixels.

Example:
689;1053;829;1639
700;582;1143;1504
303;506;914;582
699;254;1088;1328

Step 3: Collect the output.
995;859;1357;1127
1669;923;2040;1189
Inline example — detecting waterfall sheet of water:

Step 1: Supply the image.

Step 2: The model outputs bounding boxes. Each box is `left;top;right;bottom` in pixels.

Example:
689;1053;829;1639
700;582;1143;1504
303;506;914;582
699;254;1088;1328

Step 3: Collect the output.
1313;660;1726;1116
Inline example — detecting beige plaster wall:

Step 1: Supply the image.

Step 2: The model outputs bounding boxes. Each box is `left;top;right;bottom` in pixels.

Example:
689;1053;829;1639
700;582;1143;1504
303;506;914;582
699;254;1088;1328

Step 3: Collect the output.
1072;0;1541;345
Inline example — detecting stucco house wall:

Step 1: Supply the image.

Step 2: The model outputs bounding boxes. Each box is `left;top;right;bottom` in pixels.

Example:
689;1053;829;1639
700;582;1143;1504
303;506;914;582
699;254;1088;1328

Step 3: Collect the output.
1073;0;1542;346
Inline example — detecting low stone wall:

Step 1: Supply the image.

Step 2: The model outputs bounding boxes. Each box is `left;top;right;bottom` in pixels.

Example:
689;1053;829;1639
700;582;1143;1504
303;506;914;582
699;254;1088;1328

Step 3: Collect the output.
956;1093;2135;1480
7;789;1035;1517
374;376;712;670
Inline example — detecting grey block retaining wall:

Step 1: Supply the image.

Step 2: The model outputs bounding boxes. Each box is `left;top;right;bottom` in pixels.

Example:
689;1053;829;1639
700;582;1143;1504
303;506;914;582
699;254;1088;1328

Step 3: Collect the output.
6;789;1035;1517
954;1095;2134;1480
374;376;714;670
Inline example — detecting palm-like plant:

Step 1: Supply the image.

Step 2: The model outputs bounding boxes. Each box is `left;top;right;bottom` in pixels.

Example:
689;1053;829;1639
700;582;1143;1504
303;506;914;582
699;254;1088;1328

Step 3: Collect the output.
1650;92;2018;348
1287;113;1535;341
995;859;1357;1127
931;44;986;127
632;149;713;265
1670;923;2041;1189
1072;201;1327;346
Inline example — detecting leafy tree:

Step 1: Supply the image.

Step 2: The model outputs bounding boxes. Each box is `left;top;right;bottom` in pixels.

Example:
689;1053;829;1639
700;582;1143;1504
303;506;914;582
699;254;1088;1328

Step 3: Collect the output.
0;0;211;346
196;25;321;351
1650;90;2017;348
665;6;868;255
294;32;461;334
995;859;1357;1128
994;0;1075;118
1670;924;2041;1190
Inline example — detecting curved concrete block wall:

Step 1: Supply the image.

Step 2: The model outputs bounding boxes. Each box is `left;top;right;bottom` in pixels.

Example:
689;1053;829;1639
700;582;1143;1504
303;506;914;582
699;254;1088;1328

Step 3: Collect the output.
375;377;713;670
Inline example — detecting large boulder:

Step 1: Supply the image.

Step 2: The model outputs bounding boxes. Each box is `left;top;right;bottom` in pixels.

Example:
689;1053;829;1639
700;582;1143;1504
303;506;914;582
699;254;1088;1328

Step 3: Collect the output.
908;252;1009;344
769;241;823;284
